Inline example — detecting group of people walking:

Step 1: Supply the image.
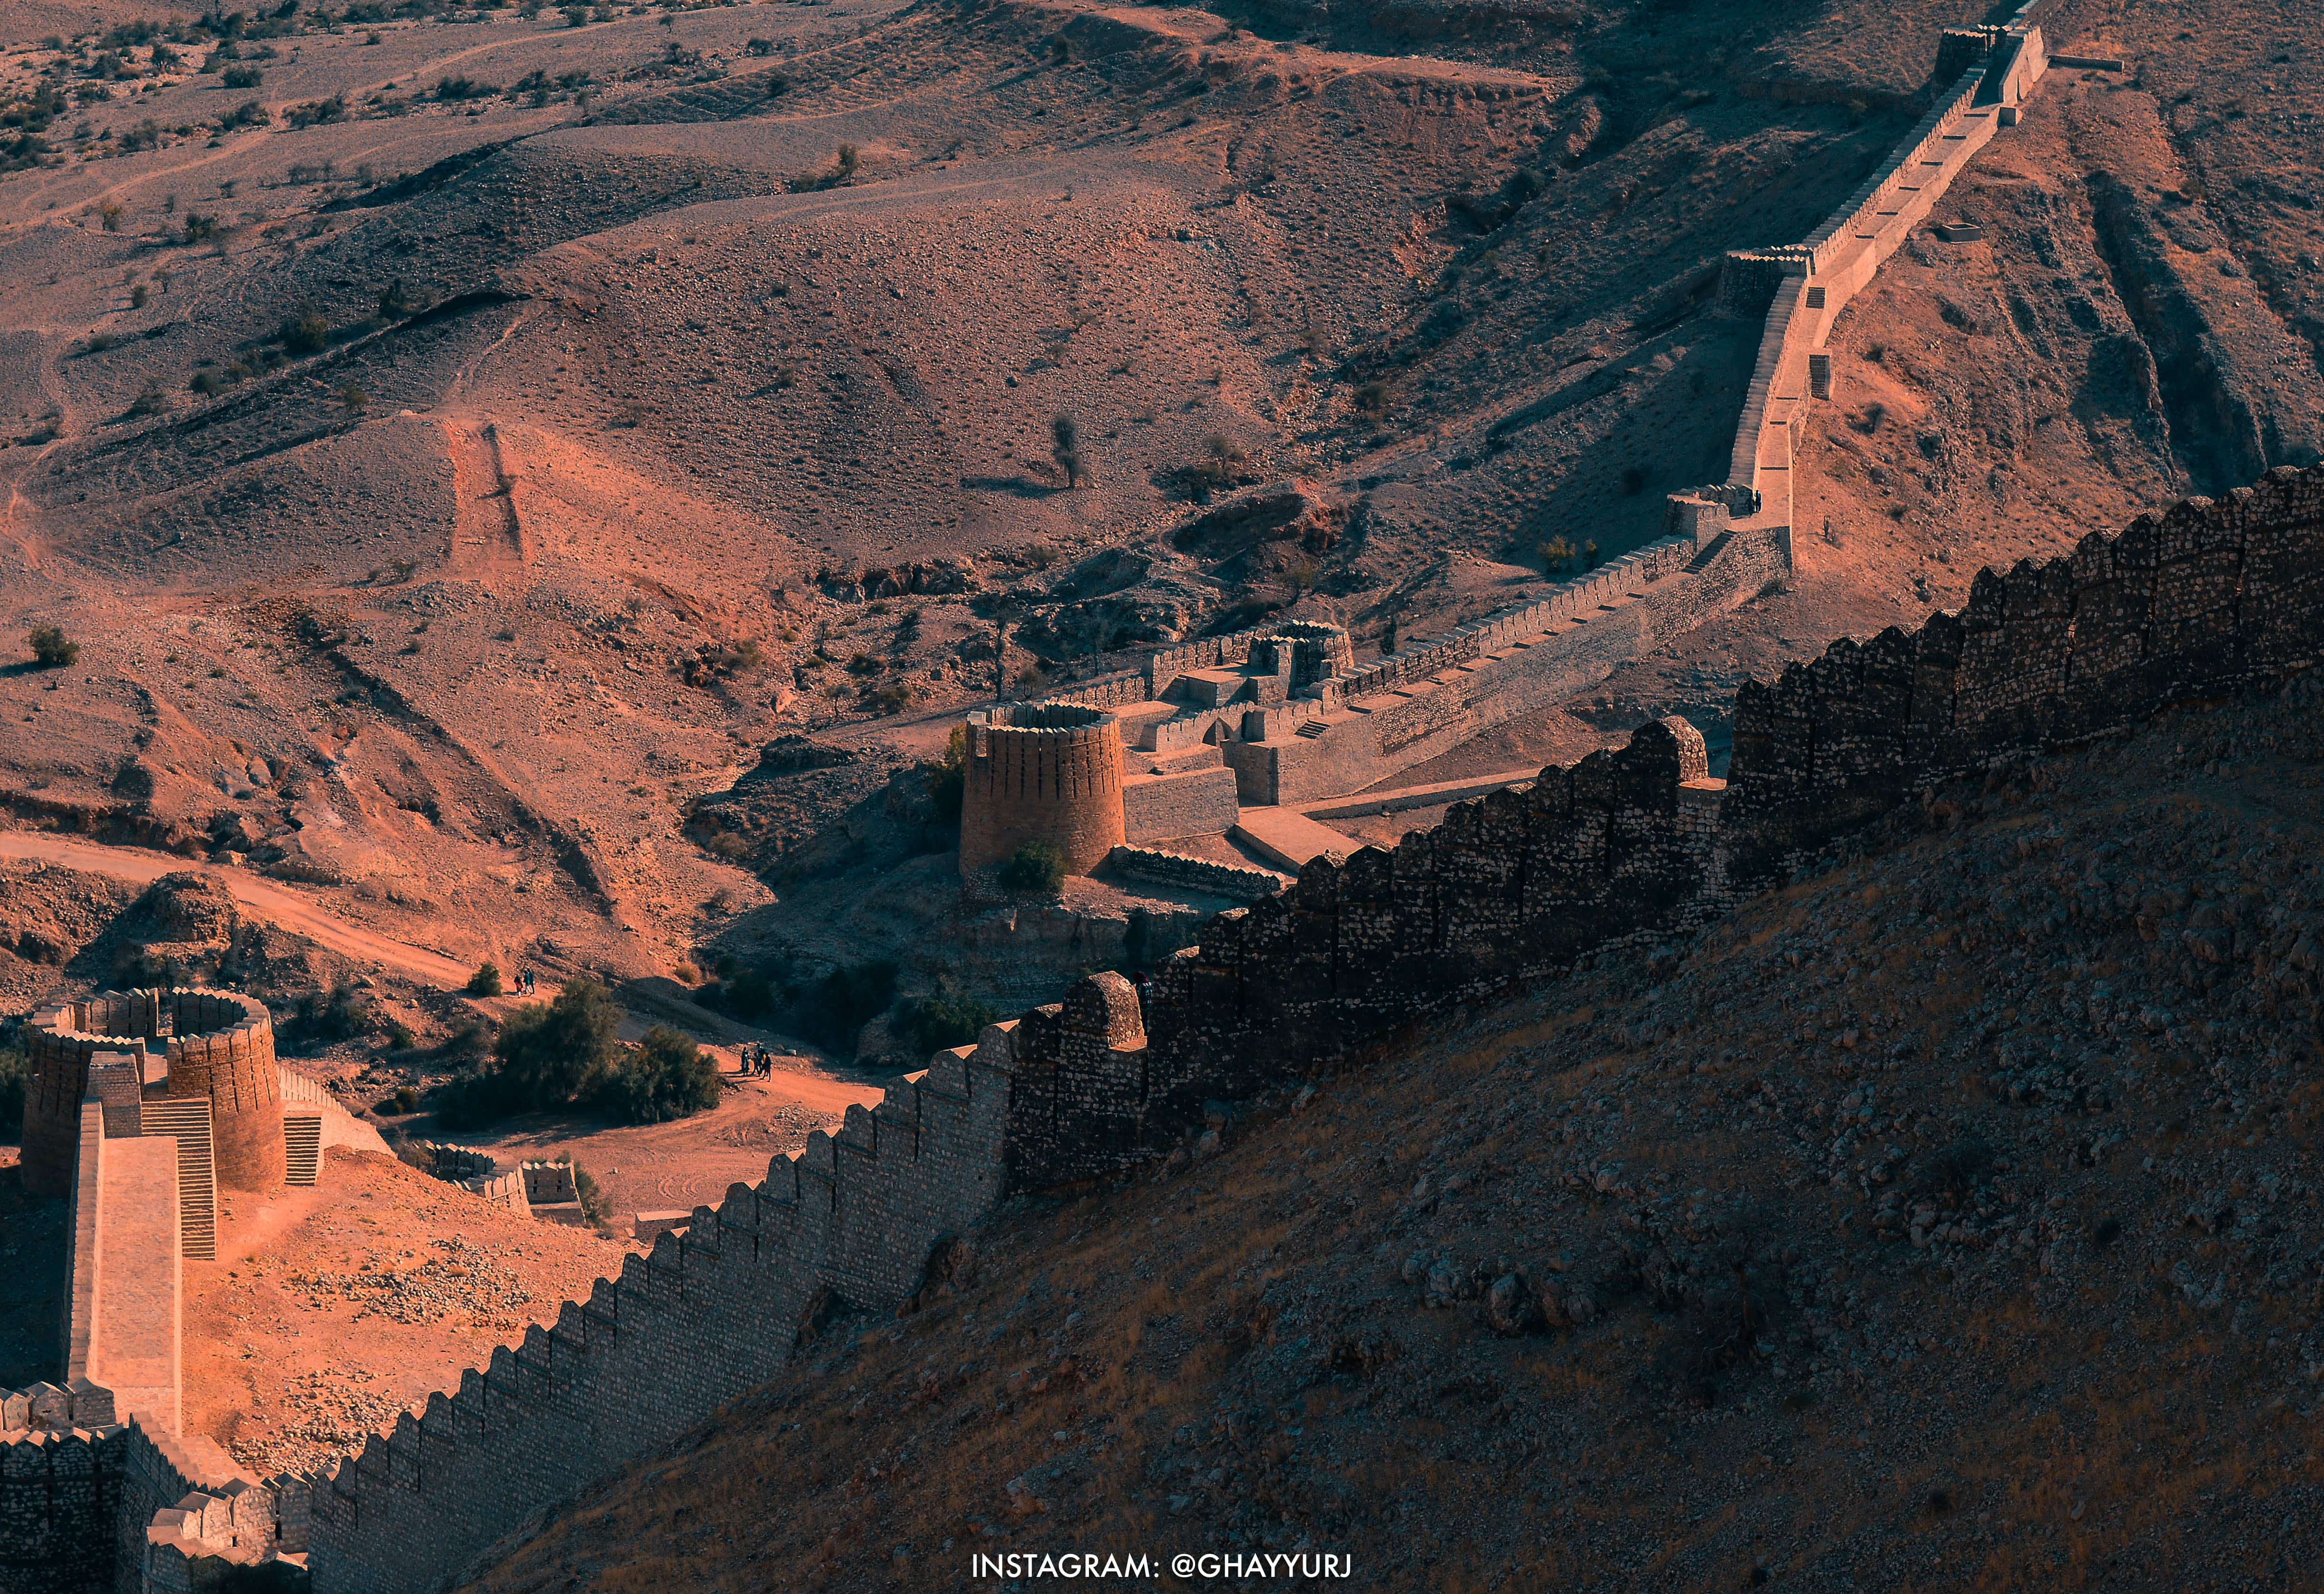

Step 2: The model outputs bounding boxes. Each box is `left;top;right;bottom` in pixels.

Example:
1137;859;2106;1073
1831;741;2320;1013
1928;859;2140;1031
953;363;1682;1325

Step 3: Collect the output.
738;1042;777;1078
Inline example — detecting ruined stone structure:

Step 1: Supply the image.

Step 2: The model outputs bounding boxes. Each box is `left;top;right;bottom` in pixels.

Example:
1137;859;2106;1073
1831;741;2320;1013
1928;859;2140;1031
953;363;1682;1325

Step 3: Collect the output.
24;991;281;1198
957;702;1127;878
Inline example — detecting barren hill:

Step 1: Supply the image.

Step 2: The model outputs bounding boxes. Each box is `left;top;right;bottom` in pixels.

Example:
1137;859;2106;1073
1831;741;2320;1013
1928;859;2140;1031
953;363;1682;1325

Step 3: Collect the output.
467;672;2324;1593
1;0;2314;993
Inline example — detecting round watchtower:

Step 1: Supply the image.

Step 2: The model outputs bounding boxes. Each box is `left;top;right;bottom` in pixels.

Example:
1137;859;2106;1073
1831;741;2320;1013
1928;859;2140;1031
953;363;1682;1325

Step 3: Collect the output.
22;988;282;1196
959;703;1126;879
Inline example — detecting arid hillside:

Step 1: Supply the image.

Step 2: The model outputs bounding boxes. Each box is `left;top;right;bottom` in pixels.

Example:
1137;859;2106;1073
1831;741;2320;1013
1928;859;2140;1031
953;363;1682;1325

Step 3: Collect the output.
2;0;2314;1002
467;673;2324;1593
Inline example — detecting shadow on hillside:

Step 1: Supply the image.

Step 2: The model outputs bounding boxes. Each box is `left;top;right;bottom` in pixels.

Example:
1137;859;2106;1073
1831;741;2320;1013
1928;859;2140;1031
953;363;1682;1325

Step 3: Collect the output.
0;1163;68;1389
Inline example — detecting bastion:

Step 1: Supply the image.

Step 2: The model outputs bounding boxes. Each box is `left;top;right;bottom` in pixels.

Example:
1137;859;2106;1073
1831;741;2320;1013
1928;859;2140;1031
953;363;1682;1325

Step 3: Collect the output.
959;702;1127;877
23;988;283;1196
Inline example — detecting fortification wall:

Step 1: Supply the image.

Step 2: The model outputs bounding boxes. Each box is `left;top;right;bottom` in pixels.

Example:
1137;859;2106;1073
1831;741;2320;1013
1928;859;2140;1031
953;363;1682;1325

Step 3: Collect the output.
301;1038;1020;1594
1235;527;1786;805
240;468;2324;1594
1005;468;2324;1187
1102;846;1286;903
960;704;1127;876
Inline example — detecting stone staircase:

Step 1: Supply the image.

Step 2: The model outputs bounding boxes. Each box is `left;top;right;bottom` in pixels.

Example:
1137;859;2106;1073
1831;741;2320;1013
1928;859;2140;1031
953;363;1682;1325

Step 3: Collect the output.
283;1115;323;1187
137;1099;217;1262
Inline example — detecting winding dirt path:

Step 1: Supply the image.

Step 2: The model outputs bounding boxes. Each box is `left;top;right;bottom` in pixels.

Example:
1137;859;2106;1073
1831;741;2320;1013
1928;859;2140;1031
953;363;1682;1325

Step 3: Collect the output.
0;829;475;986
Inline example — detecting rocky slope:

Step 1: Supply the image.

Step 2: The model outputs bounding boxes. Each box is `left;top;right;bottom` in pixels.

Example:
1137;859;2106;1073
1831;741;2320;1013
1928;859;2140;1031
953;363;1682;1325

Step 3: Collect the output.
468;673;2324;1591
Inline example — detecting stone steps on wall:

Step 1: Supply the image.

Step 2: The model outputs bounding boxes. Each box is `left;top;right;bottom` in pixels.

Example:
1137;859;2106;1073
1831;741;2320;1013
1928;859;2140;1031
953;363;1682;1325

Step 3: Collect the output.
283;1117;322;1187
137;1100;217;1263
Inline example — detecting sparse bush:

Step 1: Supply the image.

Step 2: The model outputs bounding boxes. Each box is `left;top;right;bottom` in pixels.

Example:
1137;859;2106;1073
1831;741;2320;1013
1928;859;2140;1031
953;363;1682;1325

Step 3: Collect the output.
861;680;911;716
467;961;504;996
999;840;1067;895
791;143;857;193
292;981;375;1048
338;383;366;412
894;983;996;1056
588;1025;720;1125
283;97;344;129
125;386;167;418
222;63;262;87
1538;535;1576;572
219;99;266;129
130;282;149;308
1583;539;1601;568
746;35;773;53
435;75;494;100
281;305;328;353
99;199;123;231
181;211;217;243
438;976;619;1127
1050;412;1086;487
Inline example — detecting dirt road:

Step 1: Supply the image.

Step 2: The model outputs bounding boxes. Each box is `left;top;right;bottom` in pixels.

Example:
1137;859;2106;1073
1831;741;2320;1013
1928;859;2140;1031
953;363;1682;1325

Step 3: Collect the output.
0;830;476;987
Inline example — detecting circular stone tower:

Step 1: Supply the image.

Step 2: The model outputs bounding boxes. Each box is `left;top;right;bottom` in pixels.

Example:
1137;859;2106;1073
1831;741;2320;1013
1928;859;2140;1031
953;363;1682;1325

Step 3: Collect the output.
959;702;1126;879
22;988;282;1196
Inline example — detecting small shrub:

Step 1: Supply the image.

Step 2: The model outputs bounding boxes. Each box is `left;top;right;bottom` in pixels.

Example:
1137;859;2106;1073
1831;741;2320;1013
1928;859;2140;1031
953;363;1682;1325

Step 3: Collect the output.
466;961;504;996
1620;465;1647;496
130;282;149;308
28;626;80;669
222;64;262;87
182;212;217;243
435;75;494;100
125;386;167;419
926;724;967;826
999;840;1067;894
281;306;328;353
746;35;774;53
219;99;266;129
1538;535;1576;572
894;983;996;1055
100;199;123;231
283;96;344;128
338;383;366;412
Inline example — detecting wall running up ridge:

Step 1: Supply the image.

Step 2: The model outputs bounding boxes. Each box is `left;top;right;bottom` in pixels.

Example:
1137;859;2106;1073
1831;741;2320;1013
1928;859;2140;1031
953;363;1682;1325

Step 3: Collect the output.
264;467;2324;1594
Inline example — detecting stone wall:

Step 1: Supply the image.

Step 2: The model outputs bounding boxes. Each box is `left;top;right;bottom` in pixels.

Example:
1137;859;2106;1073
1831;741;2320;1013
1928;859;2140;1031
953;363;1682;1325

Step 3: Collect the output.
1001;468;2324;1187
130;466;2324;1594
297;1038;1020;1594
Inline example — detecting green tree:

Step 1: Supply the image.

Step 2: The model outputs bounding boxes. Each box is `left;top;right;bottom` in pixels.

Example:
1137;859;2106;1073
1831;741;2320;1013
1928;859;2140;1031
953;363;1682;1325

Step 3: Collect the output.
492;975;620;1109
466;961;504;996
1000;840;1067;894
590;1026;720;1124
